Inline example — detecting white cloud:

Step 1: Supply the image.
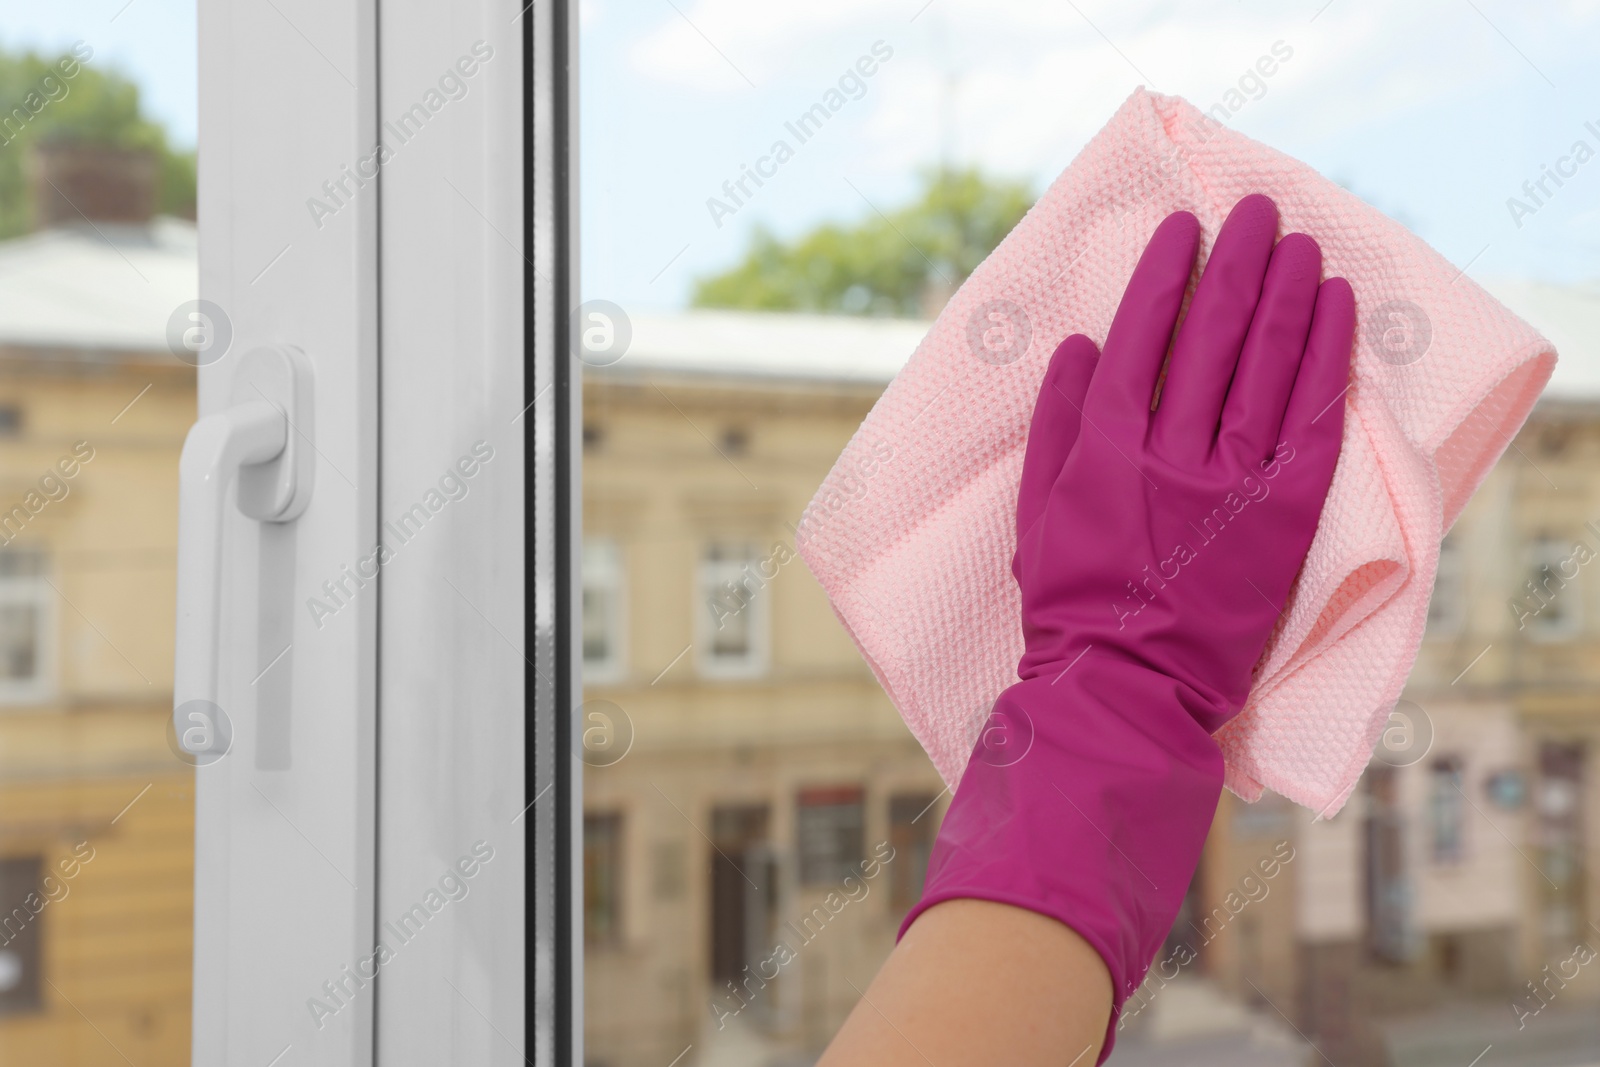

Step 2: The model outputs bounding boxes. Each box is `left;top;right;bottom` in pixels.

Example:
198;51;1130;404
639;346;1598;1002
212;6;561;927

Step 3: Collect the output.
625;0;1502;175
628;0;886;89
590;0;1600;305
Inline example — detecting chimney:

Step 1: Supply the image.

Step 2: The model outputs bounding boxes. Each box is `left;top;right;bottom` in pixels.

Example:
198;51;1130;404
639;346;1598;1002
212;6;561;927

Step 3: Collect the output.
30;141;159;229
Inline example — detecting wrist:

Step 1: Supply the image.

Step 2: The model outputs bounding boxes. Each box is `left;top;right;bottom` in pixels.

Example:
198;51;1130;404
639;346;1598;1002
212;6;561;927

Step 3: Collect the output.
1018;641;1240;736
901;668;1225;1062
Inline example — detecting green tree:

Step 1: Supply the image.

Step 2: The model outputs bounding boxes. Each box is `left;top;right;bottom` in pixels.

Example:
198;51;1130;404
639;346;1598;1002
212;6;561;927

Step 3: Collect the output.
0;43;195;238
692;167;1034;318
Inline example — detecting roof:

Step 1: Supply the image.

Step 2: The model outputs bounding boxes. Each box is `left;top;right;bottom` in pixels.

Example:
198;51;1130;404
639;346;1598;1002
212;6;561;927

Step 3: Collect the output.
1478;277;1600;402
0;217;1593;404
0;217;196;355
610;284;1600;401
600;308;929;385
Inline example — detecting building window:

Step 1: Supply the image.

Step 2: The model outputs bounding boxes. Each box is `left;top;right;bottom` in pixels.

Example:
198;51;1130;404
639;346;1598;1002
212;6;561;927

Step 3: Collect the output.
582;539;625;683
584;812;623;945
0;550;51;705
888;792;940;915
1364;765;1417;963
1536;742;1585;949
1428;756;1466;864
696;542;769;679
0;855;44;1014
1427;533;1465;637
709;804;773;986
796;786;864;885
1518;535;1581;641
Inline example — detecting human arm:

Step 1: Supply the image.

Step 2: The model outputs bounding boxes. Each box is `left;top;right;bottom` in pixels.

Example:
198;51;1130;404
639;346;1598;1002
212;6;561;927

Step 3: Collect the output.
819;194;1355;1065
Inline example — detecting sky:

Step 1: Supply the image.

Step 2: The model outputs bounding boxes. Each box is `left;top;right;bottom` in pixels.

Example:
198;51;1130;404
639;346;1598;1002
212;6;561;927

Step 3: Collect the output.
583;0;1600;310
2;0;1597;313
0;0;197;144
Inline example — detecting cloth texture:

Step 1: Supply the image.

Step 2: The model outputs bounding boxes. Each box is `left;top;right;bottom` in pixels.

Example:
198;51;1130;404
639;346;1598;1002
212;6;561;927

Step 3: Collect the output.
795;88;1556;816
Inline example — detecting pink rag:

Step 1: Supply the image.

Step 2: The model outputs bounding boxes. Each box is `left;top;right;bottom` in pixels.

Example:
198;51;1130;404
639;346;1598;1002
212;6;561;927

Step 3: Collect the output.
796;88;1556;816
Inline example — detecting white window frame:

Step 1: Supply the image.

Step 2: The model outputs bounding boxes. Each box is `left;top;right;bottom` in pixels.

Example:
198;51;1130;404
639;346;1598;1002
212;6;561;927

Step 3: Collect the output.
192;3;381;1060
1426;532;1466;638
696;541;772;680
1522;534;1582;643
0;549;54;706
581;538;626;683
193;0;574;1063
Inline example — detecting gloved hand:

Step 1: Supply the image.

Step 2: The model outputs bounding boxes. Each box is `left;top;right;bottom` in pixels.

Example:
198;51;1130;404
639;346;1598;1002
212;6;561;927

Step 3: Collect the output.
899;194;1355;1063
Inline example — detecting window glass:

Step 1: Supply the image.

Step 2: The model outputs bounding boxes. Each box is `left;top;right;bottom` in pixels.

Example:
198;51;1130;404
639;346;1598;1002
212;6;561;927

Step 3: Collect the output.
887;792;940;917
581;5;1600;1065
0;855;44;1014
584;812;624;944
1427;534;1466;637
1428;756;1466;864
696;542;768;678
1364;764;1416;964
0;549;48;694
795;785;865;885
583;538;626;681
1535;742;1585;949
1519;534;1582;640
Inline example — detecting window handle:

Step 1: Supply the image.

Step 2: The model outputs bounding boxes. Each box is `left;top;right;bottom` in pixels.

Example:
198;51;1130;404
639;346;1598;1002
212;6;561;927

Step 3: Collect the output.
174;345;313;750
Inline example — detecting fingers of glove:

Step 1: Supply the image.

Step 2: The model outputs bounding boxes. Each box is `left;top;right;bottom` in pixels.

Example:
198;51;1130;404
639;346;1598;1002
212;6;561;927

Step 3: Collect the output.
1217;232;1323;466
1016;333;1100;545
1277;276;1356;514
1084;210;1200;433
1150;194;1278;457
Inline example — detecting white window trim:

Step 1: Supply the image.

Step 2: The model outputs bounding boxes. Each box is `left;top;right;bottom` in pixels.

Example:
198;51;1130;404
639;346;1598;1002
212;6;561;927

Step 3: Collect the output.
1426;533;1466;639
194;0;570;1062
696;544;772;680
1523;536;1582;643
193;2;381;1061
582;538;627;684
0;556;55;707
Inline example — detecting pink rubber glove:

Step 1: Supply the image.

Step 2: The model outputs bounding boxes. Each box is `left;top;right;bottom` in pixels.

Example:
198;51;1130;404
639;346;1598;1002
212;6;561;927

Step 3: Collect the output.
899;194;1355;1062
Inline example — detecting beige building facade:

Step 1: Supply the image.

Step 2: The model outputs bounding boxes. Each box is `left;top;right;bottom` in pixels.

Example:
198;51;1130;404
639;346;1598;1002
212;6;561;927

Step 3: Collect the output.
579;314;946;1067
0;212;197;1065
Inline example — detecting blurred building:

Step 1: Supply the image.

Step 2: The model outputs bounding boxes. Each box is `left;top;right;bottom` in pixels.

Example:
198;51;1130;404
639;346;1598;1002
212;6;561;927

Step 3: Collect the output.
580;311;946;1067
1280;279;1600;1067
582;289;1600;1067
0;147;195;1065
